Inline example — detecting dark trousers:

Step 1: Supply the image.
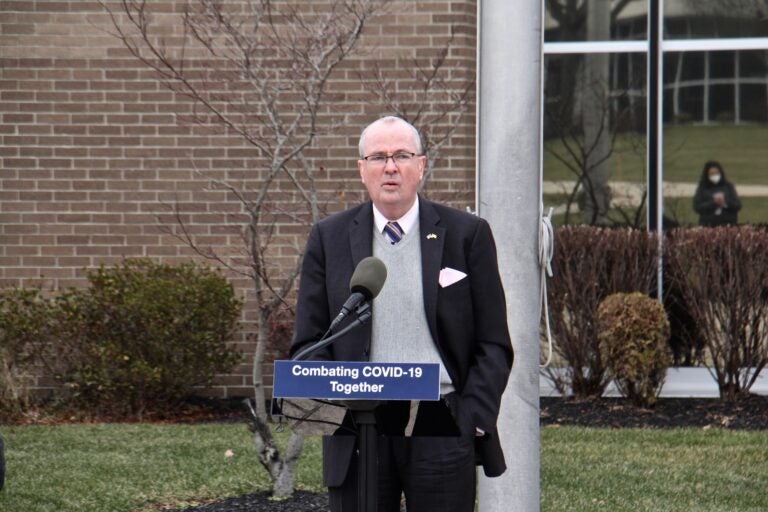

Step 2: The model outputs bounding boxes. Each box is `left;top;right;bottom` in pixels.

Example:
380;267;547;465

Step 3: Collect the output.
328;400;477;512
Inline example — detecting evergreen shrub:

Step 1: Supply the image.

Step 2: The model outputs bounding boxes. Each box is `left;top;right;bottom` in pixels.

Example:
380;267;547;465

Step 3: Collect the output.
54;259;242;417
0;288;55;415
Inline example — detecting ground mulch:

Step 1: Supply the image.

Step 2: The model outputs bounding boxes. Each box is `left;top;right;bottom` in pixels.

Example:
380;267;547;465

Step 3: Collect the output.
162;393;768;511
163;492;329;512
540;393;768;430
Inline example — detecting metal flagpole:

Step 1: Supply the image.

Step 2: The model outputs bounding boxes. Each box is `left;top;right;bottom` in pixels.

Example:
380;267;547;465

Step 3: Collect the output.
476;1;542;511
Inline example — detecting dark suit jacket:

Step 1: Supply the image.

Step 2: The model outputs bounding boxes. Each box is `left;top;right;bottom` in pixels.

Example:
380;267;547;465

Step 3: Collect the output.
290;197;513;478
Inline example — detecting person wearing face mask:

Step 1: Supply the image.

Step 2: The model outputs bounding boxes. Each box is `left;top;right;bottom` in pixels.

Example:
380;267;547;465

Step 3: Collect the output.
693;160;742;227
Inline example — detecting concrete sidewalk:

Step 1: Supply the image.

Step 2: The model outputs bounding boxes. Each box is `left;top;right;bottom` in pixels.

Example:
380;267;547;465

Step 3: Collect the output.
540;367;768;398
543;181;768;198
543;180;768;214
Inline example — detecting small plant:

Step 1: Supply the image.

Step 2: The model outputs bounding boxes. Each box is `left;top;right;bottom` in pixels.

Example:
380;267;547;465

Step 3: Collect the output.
597;292;671;408
53;259;242;418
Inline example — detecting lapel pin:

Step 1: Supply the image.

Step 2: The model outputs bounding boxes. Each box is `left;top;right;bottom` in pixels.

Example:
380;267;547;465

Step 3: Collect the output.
426;233;437;240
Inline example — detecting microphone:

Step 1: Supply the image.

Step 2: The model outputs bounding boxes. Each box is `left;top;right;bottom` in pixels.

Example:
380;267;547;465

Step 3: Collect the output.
329;257;387;333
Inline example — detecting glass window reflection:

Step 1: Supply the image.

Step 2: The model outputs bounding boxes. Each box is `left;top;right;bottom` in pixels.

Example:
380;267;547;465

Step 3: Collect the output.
663;50;768;227
664;1;768;40
543;53;648;227
545;0;648;42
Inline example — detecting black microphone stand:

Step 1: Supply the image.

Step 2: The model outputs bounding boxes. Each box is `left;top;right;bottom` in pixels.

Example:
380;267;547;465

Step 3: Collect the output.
291;302;371;362
291;302;379;512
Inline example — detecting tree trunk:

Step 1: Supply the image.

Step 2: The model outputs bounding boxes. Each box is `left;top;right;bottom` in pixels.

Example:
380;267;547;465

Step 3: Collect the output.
272;431;304;499
246;306;305;498
579;0;612;225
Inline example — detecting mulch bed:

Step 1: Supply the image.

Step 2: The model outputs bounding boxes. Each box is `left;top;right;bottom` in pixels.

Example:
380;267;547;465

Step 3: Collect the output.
540;394;768;430
163;492;329;512
163;394;768;511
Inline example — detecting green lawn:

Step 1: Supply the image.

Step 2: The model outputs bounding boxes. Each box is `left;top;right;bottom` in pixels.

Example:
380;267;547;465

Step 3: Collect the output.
1;423;767;512
541;426;768;512
544;123;768;185
663;125;768;184
0;423;322;512
665;195;768;226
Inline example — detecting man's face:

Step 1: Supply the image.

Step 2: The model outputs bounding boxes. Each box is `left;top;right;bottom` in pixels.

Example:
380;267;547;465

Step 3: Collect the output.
357;121;425;220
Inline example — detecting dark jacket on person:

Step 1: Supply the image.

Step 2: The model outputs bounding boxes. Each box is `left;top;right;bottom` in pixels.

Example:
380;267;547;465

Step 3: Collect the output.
290;197;513;480
693;167;742;227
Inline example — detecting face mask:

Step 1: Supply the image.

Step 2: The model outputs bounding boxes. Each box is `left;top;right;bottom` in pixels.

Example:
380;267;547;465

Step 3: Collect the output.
709;174;722;185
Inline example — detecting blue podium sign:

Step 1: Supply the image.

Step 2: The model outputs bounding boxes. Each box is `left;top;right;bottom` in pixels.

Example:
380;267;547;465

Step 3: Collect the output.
273;360;440;401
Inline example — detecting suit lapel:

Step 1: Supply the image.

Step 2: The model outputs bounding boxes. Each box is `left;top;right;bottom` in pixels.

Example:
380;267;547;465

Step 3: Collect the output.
419;199;445;343
348;203;375;356
349;202;374;265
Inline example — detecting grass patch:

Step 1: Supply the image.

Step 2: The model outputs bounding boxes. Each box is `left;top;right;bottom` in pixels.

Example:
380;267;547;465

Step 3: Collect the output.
541;426;768;512
665;195;768;226
545;187;768;227
543;132;646;183
0;423;322;512
664;124;768;184
1;423;767;511
544;123;768;184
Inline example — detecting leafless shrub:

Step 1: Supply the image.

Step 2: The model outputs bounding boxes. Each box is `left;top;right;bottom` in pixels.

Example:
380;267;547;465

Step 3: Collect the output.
665;226;768;400
544;226;658;397
359;28;474;190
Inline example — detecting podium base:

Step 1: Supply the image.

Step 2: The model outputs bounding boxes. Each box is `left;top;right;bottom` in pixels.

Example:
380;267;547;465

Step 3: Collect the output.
353;407;378;512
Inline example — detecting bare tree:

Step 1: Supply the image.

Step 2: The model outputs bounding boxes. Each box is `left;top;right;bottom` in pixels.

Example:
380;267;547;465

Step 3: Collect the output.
360;30;474;189
103;0;474;499
546;0;635;43
546;0;637;224
103;0;388;498
544;72;645;226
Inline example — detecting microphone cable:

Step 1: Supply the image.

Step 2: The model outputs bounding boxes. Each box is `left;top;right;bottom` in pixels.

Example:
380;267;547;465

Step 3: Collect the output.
539;204;555;368
270;398;357;436
291;302;372;362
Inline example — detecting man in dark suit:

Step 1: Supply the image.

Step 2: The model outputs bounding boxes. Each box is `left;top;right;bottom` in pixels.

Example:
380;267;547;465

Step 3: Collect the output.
290;116;513;512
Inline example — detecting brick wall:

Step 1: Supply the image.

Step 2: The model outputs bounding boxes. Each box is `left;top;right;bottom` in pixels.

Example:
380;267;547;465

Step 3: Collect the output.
0;0;477;398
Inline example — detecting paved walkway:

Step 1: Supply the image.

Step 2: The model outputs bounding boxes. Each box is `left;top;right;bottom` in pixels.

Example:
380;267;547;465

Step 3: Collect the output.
544;181;768;213
541;367;768;398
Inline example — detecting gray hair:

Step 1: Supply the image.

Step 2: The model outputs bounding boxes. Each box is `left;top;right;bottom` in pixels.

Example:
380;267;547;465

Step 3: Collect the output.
358;116;423;158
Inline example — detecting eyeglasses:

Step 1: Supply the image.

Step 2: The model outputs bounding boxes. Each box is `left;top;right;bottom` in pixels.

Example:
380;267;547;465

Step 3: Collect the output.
362;152;418;167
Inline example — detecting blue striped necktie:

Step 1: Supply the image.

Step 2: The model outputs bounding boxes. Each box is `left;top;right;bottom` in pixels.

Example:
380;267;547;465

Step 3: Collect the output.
383;221;404;244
